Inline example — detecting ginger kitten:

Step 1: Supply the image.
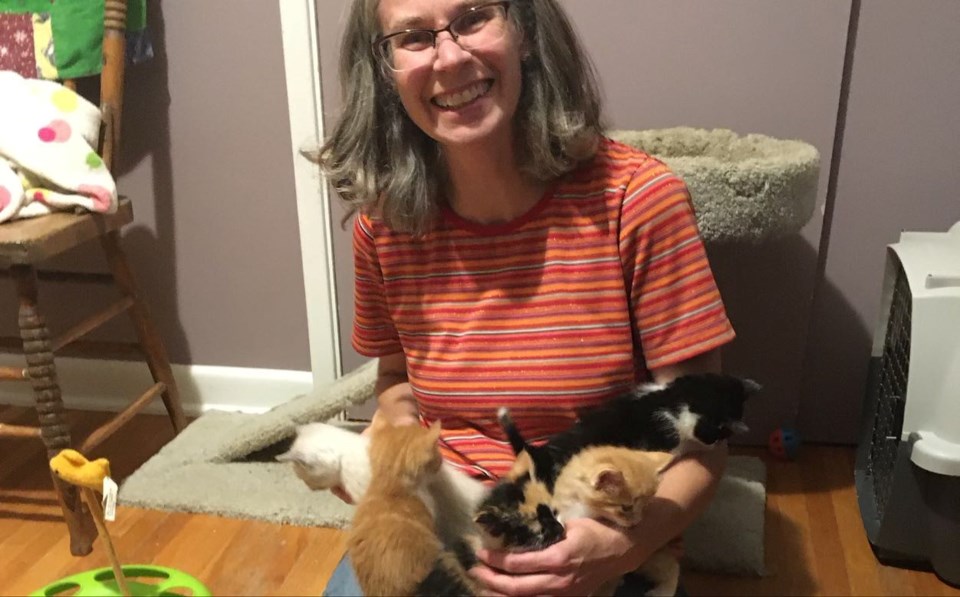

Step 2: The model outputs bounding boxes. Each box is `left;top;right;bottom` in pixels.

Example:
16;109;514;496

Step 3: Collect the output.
552;446;679;597
551;446;673;526
347;420;477;596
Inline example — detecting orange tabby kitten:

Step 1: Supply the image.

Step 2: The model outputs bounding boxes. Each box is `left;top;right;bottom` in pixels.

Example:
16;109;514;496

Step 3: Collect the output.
552;446;679;597
347;420;477;596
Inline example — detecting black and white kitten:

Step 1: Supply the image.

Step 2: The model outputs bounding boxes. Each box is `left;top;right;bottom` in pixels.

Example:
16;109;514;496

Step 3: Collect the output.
505;373;759;491
473;373;759;551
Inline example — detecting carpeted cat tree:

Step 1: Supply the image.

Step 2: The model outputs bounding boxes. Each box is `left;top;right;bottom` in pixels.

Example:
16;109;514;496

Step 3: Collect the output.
119;128;820;576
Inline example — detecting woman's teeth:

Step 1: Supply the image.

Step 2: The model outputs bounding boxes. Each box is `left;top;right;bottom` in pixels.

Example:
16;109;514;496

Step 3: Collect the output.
434;81;491;109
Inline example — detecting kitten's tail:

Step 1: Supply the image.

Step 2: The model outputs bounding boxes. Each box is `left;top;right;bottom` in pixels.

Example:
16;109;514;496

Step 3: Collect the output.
497;407;529;457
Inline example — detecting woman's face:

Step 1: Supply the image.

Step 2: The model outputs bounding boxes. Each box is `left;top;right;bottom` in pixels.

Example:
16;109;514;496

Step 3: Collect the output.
376;0;524;154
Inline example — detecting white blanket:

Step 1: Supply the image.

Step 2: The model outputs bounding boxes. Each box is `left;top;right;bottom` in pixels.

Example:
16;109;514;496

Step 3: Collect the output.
0;70;118;223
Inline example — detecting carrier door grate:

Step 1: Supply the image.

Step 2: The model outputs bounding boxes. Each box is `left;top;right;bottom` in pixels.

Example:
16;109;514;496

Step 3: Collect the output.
868;261;911;520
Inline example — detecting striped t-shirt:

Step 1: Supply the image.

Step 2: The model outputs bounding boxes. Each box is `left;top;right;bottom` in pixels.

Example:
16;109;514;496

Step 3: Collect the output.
352;137;735;481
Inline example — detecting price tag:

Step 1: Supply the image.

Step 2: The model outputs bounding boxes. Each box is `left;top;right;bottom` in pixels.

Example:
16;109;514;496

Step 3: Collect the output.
102;476;119;521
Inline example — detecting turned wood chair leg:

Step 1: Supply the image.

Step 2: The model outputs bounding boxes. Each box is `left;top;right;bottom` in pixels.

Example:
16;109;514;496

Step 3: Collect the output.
99;231;187;433
12;265;97;556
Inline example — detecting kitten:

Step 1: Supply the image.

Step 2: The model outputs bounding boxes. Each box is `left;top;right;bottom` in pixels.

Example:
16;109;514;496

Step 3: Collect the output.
276;422;370;502
347;420;478;596
277;421;487;548
551;446;678;597
473;373;758;552
506;373;759;490
472;470;564;551
551;446;672;525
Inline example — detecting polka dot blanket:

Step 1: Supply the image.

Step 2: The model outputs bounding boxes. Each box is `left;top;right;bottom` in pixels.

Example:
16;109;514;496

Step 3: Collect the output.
0;69;117;223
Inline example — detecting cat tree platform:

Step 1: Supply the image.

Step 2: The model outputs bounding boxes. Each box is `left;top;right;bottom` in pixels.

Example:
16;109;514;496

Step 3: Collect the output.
610;127;821;243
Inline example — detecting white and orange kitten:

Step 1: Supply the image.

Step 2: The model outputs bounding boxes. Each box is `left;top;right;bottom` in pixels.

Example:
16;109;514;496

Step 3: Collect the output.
277;421;487;548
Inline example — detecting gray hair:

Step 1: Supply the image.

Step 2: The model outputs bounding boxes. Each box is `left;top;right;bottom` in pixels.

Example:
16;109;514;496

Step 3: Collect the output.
310;0;604;236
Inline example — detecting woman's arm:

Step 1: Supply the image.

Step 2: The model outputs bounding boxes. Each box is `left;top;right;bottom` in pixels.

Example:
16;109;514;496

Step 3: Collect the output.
372;351;419;426
472;348;727;596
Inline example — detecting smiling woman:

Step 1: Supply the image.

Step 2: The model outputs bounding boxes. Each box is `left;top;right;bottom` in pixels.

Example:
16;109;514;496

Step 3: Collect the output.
311;0;602;235
309;1;737;596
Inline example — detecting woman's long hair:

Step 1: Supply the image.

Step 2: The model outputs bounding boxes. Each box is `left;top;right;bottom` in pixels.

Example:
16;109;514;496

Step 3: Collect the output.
309;0;604;236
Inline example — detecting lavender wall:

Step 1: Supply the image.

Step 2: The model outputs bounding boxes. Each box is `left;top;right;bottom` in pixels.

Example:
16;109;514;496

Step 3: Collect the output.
798;1;960;442
0;1;312;370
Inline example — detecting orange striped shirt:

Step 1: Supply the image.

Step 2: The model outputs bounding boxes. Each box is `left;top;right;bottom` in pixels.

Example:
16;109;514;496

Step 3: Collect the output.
352;137;735;481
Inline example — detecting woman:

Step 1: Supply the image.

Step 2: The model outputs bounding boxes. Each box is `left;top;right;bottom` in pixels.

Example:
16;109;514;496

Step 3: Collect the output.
316;0;736;594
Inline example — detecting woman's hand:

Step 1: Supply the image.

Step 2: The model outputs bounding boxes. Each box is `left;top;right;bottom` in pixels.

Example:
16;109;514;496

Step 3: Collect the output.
470;517;637;596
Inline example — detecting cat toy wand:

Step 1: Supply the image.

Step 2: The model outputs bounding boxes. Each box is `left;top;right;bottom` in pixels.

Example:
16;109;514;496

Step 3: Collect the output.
49;450;131;596
36;450;211;597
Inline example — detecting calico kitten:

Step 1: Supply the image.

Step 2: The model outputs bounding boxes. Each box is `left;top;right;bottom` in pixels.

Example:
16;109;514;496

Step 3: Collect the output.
473;470;564;551
551;446;678;597
506;373;759;490
347;420;478;596
277;421;487;548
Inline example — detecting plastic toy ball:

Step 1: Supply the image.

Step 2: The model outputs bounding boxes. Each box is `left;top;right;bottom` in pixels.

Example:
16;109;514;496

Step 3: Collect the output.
32;565;210;597
769;427;801;460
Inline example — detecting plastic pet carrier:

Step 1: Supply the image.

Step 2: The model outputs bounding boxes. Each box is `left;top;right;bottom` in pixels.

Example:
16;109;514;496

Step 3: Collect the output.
855;221;960;587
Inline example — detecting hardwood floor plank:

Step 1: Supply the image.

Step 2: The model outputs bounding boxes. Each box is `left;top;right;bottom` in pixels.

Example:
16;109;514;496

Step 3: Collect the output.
275;528;349;595
765;456;822;595
801;450;852;595
828;450;889;597
152;512;247;580
203;518;304;595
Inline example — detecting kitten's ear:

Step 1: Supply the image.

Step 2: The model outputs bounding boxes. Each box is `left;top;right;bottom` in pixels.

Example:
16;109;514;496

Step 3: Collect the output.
646;452;675;474
742;378;762;395
594;469;625;493
728;420;750;434
275;450;305;465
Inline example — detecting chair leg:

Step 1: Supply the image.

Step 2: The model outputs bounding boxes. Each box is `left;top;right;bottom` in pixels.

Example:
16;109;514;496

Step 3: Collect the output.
99;231;187;433
12;265;97;556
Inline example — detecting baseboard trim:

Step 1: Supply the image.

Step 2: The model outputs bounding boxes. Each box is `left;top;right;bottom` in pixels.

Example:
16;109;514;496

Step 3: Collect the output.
0;355;312;417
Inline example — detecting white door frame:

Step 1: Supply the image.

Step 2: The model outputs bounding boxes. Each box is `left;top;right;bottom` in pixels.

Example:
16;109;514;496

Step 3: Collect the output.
278;0;342;386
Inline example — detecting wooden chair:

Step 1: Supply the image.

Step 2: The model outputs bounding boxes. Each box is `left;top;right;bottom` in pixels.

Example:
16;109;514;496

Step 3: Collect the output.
0;0;185;556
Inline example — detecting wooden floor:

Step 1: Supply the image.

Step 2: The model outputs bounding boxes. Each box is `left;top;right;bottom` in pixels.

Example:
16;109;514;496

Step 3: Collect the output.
2;406;958;596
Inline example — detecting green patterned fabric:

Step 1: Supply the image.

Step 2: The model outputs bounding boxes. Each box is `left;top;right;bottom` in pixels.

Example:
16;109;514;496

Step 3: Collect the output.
0;0;146;79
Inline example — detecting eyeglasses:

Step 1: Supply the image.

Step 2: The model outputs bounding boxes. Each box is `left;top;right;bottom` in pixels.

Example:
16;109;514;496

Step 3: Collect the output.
373;1;512;73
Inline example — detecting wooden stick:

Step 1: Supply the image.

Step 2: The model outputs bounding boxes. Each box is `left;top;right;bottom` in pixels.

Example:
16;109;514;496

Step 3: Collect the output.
0;423;41;438
0;365;27;381
0;269;115;284
79;382;165;454
80;487;130;597
52;296;134;352
0;337;145;359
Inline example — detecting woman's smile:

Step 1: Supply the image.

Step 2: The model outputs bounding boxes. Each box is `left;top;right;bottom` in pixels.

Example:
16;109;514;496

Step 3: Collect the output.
431;79;494;110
